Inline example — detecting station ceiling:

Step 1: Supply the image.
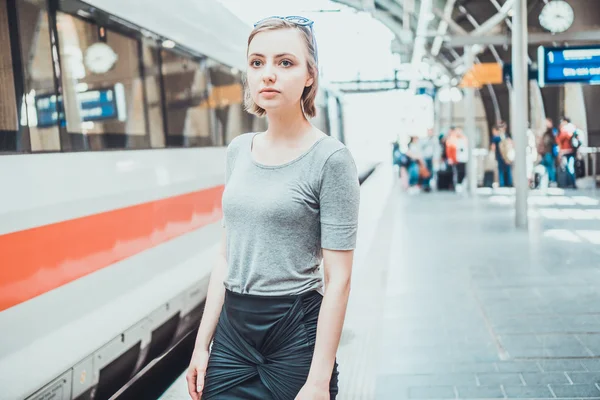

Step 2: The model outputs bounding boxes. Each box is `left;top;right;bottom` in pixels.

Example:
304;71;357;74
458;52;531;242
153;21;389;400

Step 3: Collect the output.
333;0;600;76
333;0;600;138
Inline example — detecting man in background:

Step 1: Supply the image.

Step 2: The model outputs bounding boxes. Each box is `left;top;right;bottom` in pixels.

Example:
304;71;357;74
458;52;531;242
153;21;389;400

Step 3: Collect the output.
446;127;468;190
420;128;438;192
491;121;514;187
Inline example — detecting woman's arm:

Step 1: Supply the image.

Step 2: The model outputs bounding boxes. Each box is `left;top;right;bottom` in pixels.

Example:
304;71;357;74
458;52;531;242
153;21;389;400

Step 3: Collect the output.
297;249;354;398
194;228;228;350
186;228;228;399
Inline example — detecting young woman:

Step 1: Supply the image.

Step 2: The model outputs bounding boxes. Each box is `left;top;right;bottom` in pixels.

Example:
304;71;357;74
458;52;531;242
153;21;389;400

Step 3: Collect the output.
186;16;360;400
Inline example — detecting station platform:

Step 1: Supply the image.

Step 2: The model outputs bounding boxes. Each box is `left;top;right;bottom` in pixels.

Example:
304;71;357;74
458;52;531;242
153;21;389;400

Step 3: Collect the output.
161;165;600;400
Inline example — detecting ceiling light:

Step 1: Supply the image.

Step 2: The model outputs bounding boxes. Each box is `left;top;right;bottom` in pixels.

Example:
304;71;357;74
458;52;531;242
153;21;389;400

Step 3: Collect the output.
162;40;176;49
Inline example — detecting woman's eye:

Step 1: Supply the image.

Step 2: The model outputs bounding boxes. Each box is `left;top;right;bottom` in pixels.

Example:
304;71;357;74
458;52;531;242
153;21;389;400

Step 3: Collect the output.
250;60;262;67
280;59;293;67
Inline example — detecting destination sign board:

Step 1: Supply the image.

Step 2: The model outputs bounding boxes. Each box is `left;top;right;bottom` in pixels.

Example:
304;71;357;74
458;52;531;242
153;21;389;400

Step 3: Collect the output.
538;45;600;87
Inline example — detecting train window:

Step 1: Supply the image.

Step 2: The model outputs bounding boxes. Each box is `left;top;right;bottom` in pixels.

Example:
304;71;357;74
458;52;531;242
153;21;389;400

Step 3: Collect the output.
142;41;164;148
0;0;19;151
207;60;253;145
161;49;214;147
56;13;149;150
17;0;61;152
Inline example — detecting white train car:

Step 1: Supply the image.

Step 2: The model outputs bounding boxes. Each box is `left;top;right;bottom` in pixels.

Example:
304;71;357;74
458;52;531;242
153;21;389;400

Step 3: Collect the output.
0;0;344;399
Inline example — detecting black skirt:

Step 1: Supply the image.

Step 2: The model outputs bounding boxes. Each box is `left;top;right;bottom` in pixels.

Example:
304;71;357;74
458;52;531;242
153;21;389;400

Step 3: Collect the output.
202;289;339;400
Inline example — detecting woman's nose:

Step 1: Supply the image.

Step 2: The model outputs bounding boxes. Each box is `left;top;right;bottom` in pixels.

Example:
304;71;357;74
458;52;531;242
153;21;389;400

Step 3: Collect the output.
262;64;276;83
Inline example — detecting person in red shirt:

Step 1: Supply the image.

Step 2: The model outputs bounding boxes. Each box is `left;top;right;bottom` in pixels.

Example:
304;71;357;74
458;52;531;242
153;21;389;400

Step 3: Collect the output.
556;117;576;188
445;127;468;186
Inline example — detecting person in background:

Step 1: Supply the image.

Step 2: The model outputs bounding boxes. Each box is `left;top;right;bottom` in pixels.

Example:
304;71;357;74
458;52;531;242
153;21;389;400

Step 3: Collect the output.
420;128;438;192
445;127;468;189
556;117;577;188
392;137;410;189
538;118;557;185
490;122;513;187
439;132;448;166
405;136;423;189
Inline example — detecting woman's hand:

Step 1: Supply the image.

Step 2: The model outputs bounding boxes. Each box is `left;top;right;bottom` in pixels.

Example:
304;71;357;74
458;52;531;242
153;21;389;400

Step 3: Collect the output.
186;349;210;400
295;380;330;400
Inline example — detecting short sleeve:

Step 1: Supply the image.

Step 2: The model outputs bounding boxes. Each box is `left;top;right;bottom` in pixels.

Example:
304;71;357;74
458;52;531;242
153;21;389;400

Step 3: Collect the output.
319;148;360;250
221;136;242;227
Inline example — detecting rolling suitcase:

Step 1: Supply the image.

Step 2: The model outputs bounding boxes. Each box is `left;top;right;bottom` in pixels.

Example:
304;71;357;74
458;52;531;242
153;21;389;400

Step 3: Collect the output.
557;167;570;188
437;167;453;190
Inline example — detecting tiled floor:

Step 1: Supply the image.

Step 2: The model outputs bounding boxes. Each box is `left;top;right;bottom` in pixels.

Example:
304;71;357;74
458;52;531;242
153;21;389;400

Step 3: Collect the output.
338;173;600;399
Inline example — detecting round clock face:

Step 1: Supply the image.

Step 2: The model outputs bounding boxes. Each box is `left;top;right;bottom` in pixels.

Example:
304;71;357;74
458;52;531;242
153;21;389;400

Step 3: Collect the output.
539;0;574;33
84;43;118;74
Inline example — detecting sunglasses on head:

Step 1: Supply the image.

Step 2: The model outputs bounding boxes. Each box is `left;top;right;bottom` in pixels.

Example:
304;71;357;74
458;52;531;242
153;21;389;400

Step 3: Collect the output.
253;16;318;66
253;15;314;27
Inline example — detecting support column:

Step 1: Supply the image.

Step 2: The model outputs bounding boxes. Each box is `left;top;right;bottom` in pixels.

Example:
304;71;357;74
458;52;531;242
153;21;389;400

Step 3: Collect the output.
511;0;529;229
463;45;477;196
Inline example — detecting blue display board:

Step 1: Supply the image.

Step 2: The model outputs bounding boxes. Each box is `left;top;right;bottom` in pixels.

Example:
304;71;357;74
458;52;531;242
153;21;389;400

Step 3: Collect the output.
35;84;126;128
538;45;600;87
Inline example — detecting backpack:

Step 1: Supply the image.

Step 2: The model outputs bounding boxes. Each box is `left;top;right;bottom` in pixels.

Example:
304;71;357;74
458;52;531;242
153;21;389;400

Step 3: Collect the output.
393;147;409;167
570;130;582;151
498;137;515;164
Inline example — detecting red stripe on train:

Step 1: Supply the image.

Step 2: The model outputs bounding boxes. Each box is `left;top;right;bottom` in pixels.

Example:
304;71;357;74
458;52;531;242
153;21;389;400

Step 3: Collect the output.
0;186;224;312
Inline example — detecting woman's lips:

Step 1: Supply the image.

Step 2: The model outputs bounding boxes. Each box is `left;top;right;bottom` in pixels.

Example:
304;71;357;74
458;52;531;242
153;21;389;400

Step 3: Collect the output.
260;88;280;98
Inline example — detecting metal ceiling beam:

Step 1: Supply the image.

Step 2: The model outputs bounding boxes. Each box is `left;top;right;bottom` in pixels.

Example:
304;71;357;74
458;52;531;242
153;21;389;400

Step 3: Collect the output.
431;0;457;56
409;0;433;91
445;30;600;47
376;0;404;21
489;0;513;30
374;0;415;43
456;5;503;64
469;0;515;36
432;6;468;35
333;0;456;83
374;10;414;44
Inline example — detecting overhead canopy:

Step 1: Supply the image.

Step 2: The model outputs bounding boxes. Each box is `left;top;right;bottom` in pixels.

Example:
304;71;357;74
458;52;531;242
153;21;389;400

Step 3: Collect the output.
331;0;600;136
332;0;600;84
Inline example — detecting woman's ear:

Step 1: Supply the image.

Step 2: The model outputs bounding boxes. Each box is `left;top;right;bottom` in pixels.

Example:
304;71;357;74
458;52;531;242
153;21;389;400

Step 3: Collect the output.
305;75;314;88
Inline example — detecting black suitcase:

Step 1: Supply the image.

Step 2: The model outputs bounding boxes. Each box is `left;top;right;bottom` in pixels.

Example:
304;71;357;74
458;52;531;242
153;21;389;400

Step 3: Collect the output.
437;169;453;190
557;167;571;188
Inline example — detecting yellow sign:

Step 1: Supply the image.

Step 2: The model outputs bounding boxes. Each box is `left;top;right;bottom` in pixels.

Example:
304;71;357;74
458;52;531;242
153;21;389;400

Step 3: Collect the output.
459;63;503;88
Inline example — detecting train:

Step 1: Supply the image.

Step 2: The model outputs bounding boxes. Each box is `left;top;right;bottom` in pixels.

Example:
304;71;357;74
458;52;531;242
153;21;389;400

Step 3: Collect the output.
0;0;346;399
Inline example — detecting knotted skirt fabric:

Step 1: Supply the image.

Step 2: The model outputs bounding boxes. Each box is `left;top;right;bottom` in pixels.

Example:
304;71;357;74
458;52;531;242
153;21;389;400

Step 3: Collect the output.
202;289;339;400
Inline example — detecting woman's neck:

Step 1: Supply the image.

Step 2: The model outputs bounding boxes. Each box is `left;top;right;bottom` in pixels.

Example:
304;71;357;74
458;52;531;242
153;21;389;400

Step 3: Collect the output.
264;104;312;143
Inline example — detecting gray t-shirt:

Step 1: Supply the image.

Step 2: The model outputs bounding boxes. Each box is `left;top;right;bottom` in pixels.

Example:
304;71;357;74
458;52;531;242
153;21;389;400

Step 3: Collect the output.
221;132;360;295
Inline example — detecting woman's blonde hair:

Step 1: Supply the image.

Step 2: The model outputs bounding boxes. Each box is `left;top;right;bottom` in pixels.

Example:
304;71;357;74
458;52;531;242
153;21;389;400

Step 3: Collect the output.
244;18;319;118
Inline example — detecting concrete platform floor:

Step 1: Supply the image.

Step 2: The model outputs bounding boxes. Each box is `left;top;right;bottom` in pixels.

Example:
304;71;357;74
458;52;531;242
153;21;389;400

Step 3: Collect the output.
337;168;600;400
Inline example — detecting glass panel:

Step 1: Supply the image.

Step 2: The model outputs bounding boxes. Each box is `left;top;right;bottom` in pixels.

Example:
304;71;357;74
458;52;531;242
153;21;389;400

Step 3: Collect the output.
161;49;213;147
207;60;252;145
56;13;148;150
17;0;60;151
142;41;164;148
0;0;19;150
